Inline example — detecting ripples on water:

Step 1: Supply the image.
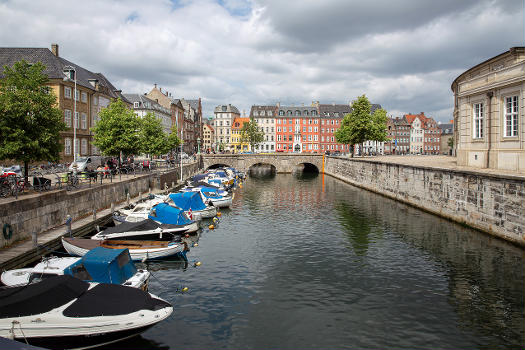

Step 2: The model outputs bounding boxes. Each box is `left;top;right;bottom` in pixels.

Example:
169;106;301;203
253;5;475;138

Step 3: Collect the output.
103;173;525;350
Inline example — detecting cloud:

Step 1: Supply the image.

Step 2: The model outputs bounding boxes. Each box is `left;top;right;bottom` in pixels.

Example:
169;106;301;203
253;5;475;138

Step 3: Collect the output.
0;0;523;122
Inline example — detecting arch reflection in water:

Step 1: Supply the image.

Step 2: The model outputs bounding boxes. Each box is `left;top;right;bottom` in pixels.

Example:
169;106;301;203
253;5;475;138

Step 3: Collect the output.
249;163;276;178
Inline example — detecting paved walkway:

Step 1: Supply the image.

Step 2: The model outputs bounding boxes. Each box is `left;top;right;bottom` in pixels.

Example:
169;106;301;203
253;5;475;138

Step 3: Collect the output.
349;155;525;179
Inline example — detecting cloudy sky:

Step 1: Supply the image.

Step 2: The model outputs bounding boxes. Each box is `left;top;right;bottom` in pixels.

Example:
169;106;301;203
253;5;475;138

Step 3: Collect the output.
0;0;523;122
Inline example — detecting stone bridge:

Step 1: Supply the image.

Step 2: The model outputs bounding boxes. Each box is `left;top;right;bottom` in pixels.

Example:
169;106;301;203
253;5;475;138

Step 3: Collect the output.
201;154;324;173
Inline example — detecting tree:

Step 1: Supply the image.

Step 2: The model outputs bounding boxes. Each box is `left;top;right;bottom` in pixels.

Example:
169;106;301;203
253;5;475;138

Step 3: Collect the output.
447;136;454;149
240;117;264;152
0;60;66;182
139;113;169;158
92;98;141;166
335;95;388;156
166;124;182;158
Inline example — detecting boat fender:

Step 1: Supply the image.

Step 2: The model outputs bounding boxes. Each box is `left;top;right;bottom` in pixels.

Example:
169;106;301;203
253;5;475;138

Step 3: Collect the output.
208;224;214;230
194;261;201;267
213;217;220;224
182;287;189;293
3;223;13;240
193;243;198;247
216;212;222;217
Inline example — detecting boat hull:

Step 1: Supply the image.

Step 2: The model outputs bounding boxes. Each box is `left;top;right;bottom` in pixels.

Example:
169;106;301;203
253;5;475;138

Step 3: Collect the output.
62;238;185;261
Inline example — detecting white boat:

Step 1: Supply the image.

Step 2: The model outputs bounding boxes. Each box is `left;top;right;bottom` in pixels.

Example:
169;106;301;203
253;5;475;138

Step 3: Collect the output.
0;275;172;350
1;247;150;290
113;196;166;225
166;192;217;220
92;219;189;241
181;186;233;208
62;237;188;262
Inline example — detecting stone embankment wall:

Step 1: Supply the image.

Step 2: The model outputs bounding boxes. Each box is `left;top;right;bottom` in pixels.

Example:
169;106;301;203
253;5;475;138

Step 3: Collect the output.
324;157;525;247
0;162;200;247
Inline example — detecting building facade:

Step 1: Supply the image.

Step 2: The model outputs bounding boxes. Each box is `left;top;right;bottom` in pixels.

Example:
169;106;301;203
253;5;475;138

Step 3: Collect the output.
0;44;129;163
212;104;240;152
250;105;277;153
230;117;251;153
202;122;214;153
423;117;442;155
439;122;454;155
122;94;172;134
451;47;525;171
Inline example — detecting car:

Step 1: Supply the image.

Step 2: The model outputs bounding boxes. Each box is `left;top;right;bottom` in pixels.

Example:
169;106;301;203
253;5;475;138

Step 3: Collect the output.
69;156;103;172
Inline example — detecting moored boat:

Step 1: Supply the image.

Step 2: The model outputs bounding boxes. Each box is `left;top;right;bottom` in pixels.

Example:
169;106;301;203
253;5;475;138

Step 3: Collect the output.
92;219;188;241
0;275;172;350
1;247;150;290
62;237;188;262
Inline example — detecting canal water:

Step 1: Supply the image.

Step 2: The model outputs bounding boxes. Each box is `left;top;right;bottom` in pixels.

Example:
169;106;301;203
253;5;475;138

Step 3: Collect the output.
104;173;525;350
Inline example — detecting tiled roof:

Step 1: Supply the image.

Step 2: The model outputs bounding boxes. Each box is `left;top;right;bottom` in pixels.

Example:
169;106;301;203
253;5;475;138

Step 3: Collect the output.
214;104;240;114
0;47;126;101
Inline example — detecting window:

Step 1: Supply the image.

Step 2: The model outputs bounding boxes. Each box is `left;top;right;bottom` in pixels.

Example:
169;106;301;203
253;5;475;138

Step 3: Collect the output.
64;86;72;98
74;89;79;101
287;110;292;116
314;135;318;141
134;102;140;108
304;110;309;116
473;103;483;139
81;139;87;155
283;127;287;132
302;135;306;141
303;126;306;132
314;127;318;132
504;96;518;137
81;92;87;103
64;138;72;155
74;139;80;157
81;113;87;129
277;119;281;124
312;110;317;116
93;96;98;105
279;110;284;116
308;135;312;141
64;109;72;127
288;135;293;141
278;127;281;132
295;110;301;116
308;127;312;132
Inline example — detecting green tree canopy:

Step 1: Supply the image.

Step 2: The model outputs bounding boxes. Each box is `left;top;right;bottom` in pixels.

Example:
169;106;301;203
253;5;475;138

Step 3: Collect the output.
92;98;141;163
139;112;169;158
166;124;182;155
240;117;264;152
335;95;388;155
0;60;66;181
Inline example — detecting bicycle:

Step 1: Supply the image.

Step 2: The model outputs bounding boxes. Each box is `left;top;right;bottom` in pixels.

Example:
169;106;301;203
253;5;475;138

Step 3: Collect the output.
66;172;80;191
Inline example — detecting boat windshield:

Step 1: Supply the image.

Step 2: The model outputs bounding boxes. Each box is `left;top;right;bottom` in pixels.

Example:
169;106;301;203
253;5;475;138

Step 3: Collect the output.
28;273;58;284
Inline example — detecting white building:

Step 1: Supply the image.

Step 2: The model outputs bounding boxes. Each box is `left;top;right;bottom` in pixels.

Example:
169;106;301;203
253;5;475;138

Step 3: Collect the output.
250;105;276;153
122;94;172;134
212;104;240;151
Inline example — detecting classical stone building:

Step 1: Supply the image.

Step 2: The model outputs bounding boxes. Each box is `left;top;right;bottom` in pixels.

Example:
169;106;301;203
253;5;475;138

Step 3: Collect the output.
0;44;129;163
451;47;525;171
385;117;410;154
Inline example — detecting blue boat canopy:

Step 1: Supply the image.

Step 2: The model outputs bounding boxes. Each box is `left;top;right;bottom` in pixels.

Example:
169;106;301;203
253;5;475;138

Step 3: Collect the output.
168;191;207;211
150;202;192;225
63;247;137;285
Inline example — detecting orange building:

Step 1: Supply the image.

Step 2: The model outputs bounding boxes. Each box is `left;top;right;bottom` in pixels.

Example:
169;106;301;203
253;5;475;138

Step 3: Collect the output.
231;117;251;153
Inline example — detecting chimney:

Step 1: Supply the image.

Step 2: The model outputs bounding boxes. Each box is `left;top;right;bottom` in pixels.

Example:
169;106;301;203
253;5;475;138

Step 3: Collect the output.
154;83;157;88
51;43;59;57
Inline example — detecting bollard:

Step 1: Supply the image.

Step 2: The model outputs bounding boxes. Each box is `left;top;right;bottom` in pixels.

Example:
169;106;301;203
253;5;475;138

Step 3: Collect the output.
111;203;115;214
66;215;72;237
92;209;97;221
172;181;175;189
127;193;130;206
31;231;37;248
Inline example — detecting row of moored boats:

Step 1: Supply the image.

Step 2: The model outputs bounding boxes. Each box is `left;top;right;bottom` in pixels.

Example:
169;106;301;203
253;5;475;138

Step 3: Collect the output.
0;167;245;350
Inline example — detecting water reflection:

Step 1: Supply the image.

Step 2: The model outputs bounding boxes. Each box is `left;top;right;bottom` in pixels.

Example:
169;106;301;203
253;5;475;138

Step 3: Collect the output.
136;174;524;350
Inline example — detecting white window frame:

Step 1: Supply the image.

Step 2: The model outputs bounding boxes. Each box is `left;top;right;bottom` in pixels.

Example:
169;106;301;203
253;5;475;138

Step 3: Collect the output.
504;95;519;137
74;112;80;129
64;109;72;127
64;86;72;99
473;103;483;139
81;139;88;155
64;138;72;155
81;92;87;103
81;113;87;129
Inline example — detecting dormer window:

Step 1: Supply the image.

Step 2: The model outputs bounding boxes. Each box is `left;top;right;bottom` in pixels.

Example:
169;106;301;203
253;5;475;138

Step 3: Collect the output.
134;102;140;108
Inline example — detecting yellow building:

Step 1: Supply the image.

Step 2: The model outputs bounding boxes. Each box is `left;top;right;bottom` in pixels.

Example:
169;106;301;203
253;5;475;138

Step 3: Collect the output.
231;117;251;153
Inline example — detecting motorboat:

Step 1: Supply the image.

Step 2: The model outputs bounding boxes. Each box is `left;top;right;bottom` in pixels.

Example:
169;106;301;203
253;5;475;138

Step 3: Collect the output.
149;203;201;232
167;192;217;220
62;237;188;262
92;219;189;241
1;247;150;290
112;196;166;225
0;275;172;350
181;186;233;208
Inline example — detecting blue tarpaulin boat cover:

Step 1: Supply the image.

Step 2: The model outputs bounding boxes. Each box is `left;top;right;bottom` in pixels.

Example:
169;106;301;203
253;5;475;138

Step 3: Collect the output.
150;203;192;225
63;247;137;285
169;192;207;211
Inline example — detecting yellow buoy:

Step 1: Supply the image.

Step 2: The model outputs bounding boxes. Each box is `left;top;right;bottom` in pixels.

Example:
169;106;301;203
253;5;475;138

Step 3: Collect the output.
216;212;222;217
239;184;243;188
208;224;215;230
193;243;199;247
194;261;202;267
182;287;189;293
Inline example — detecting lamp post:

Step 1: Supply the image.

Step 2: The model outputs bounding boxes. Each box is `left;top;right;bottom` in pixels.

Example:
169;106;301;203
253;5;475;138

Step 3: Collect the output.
63;66;77;165
180;127;183;182
197;137;201;154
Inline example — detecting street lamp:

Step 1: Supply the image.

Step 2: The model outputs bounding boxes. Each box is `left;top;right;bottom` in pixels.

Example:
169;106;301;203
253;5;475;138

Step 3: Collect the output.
63;65;77;165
